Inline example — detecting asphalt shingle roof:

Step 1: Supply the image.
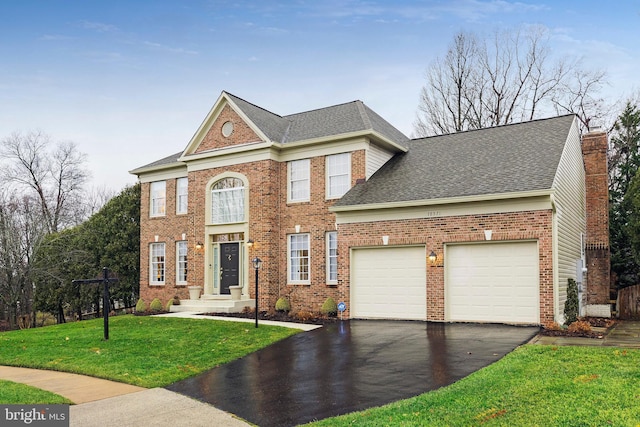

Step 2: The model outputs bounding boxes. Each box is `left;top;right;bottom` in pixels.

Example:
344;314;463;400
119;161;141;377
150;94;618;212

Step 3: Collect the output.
227;92;409;147
133;92;410;173
335;114;576;207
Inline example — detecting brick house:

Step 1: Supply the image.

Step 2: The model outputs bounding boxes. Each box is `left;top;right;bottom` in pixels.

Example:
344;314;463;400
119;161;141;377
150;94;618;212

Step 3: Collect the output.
130;91;610;325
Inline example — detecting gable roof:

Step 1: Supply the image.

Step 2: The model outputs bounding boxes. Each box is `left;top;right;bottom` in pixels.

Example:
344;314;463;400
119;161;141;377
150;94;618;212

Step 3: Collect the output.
225;91;409;147
132;91;410;175
334;114;577;209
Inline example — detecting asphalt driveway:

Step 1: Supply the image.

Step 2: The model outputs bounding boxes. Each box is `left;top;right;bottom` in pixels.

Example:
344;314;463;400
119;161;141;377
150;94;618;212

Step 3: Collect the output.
166;320;538;426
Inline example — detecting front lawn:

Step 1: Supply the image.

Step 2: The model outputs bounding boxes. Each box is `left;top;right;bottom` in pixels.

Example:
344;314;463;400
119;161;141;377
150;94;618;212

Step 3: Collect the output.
0;380;72;404
306;345;640;427
0;315;298;388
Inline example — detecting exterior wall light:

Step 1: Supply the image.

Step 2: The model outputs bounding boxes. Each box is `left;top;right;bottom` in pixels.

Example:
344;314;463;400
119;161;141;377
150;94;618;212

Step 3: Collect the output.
247;239;254;248
428;251;437;264
195;242;203;250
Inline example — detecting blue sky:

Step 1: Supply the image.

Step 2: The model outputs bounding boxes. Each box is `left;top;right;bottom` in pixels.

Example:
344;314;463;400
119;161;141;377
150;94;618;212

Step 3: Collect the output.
1;1;638;191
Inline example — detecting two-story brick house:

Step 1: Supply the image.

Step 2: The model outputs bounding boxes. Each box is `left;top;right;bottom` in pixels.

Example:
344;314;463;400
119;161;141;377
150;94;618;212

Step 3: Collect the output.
130;91;610;325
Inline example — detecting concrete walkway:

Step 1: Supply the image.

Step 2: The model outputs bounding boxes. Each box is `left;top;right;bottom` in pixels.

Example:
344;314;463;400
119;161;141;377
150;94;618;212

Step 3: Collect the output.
530;319;640;348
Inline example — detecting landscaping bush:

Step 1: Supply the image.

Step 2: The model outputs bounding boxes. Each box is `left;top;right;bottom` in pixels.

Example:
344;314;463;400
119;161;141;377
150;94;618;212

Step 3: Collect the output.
321;297;337;316
564;278;579;326
165;300;173;311
135;298;147;313
568;320;592;334
150;298;163;312
275;297;291;313
295;310;315;322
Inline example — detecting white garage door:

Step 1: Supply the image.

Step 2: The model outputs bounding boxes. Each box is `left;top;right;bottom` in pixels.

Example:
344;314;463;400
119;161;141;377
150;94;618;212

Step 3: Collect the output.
446;242;539;324
351;246;426;320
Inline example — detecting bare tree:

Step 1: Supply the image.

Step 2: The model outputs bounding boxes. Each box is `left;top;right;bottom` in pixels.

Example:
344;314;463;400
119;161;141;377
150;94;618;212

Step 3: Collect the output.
0;131;90;233
414;26;608;136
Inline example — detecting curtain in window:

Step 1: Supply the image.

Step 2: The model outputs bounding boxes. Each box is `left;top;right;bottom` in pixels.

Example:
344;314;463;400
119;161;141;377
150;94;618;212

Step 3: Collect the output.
211;178;245;223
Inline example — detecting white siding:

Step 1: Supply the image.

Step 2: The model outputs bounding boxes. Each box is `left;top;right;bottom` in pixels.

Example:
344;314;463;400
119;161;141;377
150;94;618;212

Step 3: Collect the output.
366;143;394;179
551;118;586;322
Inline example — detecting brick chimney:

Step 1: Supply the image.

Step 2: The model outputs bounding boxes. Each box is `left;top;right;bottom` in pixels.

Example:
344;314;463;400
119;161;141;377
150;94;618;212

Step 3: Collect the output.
581;126;611;317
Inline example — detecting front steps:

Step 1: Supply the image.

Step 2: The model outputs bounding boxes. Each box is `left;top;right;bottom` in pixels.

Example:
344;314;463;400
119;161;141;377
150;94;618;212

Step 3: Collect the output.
170;294;255;314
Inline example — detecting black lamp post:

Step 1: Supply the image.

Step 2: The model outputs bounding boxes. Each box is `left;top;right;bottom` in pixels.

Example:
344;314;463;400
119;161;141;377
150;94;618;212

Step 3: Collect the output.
252;257;262;328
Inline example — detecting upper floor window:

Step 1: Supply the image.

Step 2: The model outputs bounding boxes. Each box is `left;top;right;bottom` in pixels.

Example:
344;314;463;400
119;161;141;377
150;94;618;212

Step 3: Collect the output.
327;153;351;199
150;181;166;217
176;177;188;214
288;159;310;202
211;177;245;224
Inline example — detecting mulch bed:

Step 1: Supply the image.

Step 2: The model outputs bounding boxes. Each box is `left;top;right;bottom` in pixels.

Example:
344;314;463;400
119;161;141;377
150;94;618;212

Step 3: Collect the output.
539;317;617;339
201;311;341;325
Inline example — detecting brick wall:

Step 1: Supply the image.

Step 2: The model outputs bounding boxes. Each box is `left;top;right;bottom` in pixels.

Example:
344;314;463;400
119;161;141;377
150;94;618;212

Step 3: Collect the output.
581;129;610;306
338;210;555;324
195;104;262;153
139;179;192;304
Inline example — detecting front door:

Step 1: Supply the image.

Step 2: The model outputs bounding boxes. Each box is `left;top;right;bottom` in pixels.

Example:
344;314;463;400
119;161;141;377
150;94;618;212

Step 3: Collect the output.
220;242;239;295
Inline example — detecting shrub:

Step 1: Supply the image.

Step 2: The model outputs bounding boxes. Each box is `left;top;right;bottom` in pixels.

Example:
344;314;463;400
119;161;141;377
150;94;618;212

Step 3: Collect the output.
543;321;563;331
135;298;147;313
295;310;314;322
321;297;337;316
564;278;579;326
568;320;592;334
172;295;181;306
150;298;163;312
275;297;291;313
165;300;173;311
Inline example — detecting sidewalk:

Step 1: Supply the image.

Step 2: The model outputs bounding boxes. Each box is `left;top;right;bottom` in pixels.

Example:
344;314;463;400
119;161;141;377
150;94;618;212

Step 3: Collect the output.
0;366;251;427
529;320;640;348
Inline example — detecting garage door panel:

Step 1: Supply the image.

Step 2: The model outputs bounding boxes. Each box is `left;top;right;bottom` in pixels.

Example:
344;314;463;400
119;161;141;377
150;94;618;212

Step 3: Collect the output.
352;246;426;320
446;242;539;324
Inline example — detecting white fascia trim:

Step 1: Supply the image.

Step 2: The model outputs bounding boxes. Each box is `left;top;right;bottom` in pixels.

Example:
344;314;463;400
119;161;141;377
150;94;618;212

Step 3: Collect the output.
136;166;188;183
129;161;186;176
282;130;407;153
331;189;554;213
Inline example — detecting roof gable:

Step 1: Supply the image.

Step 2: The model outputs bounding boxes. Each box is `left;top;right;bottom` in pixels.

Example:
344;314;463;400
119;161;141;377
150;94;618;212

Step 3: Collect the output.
335;115;578;208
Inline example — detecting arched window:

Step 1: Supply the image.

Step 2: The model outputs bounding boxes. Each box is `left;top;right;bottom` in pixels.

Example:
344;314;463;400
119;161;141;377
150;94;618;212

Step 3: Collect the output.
211;177;245;224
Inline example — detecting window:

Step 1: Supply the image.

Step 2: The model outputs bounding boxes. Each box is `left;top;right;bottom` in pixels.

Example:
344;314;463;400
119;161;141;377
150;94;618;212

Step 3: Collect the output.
176;241;188;284
176;177;188;214
211;178;245;224
327;232;338;283
289;234;310;283
327;153;351;198
150;243;165;284
289;159;310;202
150;181;166;217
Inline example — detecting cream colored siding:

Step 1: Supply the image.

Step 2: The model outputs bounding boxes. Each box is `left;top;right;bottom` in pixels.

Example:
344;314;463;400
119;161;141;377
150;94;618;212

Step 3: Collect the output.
366;143;394;179
551;118;585;322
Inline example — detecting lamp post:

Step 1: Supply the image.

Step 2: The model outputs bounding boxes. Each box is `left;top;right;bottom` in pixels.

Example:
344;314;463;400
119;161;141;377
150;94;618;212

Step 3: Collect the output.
252;257;262;328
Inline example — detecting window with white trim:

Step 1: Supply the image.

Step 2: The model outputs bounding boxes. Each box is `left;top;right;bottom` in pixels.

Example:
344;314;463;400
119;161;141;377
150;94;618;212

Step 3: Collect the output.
150;181;166;217
176;241;188;284
211;178;245;224
288;159;310;202
327;231;338;283
289;234;310;283
150;242;165;284
327;153;351;198
176;178;188;214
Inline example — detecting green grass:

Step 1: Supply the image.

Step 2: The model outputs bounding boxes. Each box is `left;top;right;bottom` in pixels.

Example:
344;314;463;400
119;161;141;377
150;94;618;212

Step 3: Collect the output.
306;345;640;427
0;315;298;388
0;380;72;404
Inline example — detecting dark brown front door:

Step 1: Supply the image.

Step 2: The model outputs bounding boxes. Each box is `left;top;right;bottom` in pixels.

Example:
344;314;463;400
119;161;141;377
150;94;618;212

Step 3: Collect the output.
220;243;239;295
